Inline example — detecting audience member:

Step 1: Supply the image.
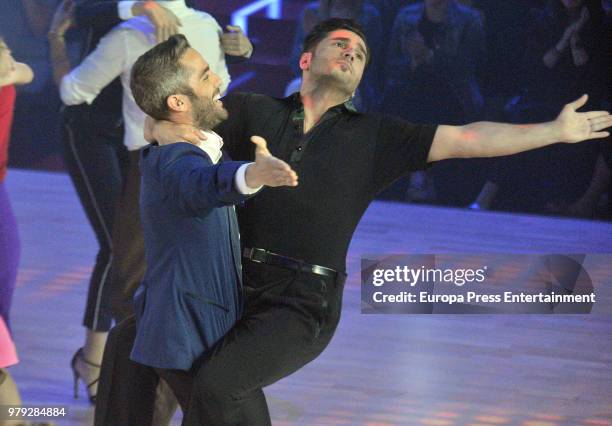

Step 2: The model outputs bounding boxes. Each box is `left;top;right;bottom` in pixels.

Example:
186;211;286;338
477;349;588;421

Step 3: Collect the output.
561;140;611;218
473;0;611;214
382;0;486;204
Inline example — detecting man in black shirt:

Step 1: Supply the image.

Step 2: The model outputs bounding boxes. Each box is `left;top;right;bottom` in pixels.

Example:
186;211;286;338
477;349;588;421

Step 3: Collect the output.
149;18;612;424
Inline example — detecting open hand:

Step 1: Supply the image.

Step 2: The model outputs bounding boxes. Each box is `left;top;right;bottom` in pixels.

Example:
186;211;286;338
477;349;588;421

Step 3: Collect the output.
555;95;611;143
220;25;253;58
133;1;182;43
245;136;298;188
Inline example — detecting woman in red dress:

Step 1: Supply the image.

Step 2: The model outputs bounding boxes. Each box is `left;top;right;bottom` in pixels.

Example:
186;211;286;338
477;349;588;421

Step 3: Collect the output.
0;37;34;412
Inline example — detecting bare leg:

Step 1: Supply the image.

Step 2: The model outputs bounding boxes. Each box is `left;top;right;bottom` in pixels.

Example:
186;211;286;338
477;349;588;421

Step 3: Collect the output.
83;329;108;365
73;329;107;400
0;368;22;426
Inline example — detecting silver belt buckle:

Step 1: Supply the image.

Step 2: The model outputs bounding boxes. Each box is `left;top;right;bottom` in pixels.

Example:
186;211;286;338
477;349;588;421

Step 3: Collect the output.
312;264;334;277
244;247;262;263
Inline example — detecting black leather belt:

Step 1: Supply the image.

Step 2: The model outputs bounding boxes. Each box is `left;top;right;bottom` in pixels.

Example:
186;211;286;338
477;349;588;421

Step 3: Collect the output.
243;247;338;279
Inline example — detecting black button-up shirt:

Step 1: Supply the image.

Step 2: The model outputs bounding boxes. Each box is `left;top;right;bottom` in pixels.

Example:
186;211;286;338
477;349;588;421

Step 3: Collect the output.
217;93;437;272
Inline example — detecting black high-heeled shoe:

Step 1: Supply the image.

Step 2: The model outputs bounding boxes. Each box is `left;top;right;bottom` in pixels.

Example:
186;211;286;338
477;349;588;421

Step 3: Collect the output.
70;348;100;404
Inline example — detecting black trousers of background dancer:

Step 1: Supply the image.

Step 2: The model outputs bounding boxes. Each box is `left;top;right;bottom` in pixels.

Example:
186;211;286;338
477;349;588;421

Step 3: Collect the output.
62;105;128;332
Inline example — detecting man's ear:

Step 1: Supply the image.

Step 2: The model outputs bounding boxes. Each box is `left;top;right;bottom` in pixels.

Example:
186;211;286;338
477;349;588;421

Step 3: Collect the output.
299;52;312;71
166;94;190;113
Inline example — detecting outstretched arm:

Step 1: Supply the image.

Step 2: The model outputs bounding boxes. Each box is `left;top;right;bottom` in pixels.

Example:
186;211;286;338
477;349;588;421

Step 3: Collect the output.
160;137;297;214
428;95;612;162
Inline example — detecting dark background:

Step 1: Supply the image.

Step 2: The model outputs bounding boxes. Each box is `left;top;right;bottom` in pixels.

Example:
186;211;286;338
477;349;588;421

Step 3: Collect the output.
1;0;610;216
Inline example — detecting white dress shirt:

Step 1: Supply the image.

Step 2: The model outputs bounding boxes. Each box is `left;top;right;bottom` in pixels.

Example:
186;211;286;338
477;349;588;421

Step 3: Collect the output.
60;0;231;151
197;130;261;195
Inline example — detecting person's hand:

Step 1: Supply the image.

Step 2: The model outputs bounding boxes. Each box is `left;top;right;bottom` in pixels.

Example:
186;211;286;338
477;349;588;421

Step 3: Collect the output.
147;117;207;145
554;95;612;143
132;1;181;43
245;136;298;188
220;25;253;58
48;0;74;38
0;61;34;87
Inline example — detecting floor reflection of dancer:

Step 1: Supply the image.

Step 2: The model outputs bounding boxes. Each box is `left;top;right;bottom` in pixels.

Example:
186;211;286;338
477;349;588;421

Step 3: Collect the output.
0;37;34;422
150;18;611;425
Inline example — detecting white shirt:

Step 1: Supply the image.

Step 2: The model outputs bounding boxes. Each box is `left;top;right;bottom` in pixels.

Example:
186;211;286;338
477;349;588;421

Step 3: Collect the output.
196;131;261;195
60;0;231;151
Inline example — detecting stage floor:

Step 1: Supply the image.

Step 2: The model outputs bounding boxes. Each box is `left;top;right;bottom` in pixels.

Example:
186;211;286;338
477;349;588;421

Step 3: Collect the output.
6;169;612;426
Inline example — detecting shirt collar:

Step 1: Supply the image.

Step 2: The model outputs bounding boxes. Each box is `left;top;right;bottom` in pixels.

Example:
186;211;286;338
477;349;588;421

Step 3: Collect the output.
288;92;358;124
196;130;224;164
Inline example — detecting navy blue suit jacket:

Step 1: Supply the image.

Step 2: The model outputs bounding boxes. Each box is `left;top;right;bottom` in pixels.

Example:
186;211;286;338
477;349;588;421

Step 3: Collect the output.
131;142;251;371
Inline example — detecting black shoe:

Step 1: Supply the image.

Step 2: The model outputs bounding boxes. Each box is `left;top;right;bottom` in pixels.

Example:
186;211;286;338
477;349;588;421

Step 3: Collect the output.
71;348;100;404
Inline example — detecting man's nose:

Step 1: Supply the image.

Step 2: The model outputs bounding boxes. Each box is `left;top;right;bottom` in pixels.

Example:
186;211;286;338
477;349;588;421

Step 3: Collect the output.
343;50;354;61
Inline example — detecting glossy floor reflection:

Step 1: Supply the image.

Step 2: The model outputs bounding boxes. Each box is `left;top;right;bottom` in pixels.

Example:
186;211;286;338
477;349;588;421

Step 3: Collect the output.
6;169;612;426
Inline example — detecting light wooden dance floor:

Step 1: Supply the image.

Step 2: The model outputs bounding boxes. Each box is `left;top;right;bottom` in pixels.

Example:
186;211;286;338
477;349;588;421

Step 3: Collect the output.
6;169;612;426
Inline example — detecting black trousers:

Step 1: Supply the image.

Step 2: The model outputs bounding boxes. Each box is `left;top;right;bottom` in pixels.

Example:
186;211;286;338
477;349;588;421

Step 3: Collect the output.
94;316;157;426
108;150;146;322
95;261;345;425
62;106;128;331
183;260;346;425
94;316;180;426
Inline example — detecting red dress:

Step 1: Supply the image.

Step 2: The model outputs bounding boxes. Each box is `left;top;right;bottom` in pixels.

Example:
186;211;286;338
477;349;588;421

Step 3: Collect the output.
0;84;18;368
0;84;16;183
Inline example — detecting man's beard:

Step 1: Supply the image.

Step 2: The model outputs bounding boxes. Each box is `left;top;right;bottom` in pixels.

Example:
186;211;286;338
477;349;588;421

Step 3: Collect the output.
190;93;228;130
310;55;358;95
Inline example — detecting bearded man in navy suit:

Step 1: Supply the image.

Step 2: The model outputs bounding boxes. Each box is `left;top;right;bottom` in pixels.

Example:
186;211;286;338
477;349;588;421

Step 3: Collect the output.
127;34;298;413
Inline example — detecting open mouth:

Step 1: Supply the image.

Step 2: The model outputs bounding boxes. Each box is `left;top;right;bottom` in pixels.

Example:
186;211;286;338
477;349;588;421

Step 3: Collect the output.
213;93;223;105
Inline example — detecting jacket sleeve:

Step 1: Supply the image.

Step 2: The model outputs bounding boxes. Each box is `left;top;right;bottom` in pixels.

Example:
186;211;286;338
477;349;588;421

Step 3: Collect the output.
157;144;252;215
